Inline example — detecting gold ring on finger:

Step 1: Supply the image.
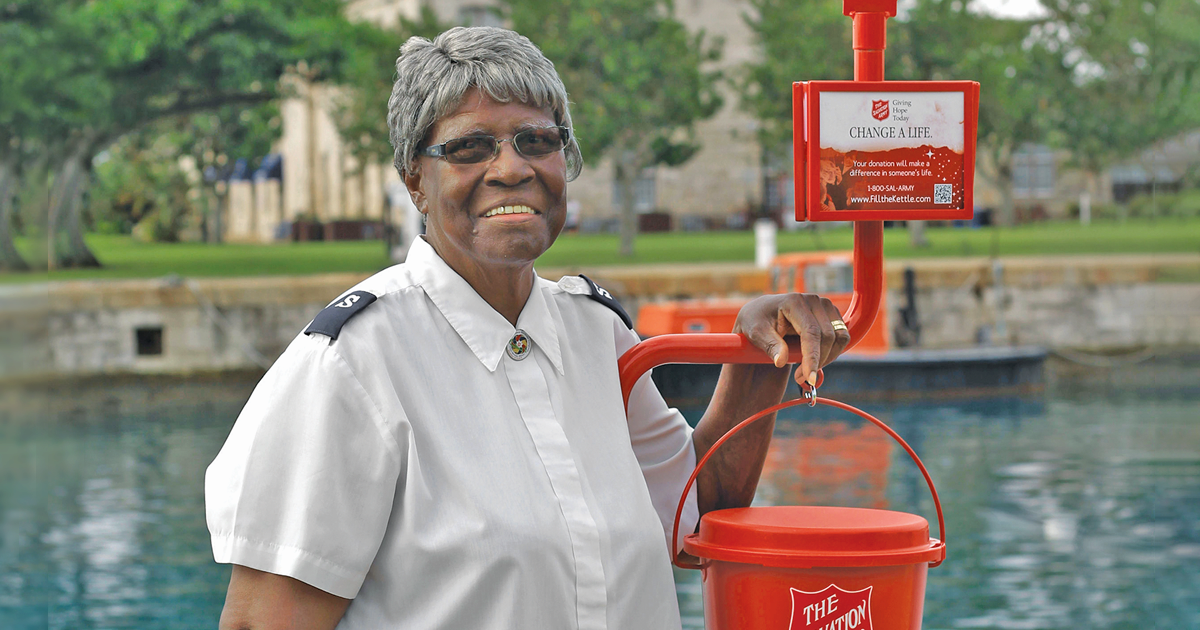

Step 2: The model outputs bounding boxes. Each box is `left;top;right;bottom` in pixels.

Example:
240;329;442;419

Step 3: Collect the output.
831;320;848;332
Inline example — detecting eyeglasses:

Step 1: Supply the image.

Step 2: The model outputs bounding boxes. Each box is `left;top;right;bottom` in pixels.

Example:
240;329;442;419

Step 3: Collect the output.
419;126;571;164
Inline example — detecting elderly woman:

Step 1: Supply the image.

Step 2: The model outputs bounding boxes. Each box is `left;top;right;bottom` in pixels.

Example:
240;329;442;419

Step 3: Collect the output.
207;26;850;630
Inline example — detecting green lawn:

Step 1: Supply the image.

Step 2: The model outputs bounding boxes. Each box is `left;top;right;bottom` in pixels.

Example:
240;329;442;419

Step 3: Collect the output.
3;218;1197;284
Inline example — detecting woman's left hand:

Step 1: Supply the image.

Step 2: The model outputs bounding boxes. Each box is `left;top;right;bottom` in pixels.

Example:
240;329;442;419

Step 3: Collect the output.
731;293;852;388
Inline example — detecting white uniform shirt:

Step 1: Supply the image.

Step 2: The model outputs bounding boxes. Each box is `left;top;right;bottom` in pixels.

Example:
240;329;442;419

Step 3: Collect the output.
205;237;700;629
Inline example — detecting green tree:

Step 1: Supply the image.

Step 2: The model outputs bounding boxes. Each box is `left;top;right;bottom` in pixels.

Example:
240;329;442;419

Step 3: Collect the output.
159;103;282;242
88;103;281;243
889;2;1064;228
739;0;851;227
504;0;723;256
88;136;196;242
334;7;448;171
1;0;360;271
1038;0;1200;203
331;8;447;257
0;0;93;270
0;146;30;271
740;0;851;142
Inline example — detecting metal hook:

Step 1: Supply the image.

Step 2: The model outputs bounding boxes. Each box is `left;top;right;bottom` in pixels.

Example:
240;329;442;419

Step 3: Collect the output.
801;383;818;407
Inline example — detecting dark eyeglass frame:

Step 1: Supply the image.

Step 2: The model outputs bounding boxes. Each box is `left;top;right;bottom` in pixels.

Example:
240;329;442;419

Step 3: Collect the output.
419;126;571;164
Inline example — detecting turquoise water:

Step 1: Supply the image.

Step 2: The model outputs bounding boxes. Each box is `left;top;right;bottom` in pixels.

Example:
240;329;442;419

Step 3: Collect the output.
2;366;1198;629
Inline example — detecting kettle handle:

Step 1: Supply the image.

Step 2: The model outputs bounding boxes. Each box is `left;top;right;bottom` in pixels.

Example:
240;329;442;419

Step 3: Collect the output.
668;394;946;569
615;333;945;569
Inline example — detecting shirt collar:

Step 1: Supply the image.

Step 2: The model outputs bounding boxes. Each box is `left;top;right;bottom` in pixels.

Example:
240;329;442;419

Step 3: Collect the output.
408;237;563;374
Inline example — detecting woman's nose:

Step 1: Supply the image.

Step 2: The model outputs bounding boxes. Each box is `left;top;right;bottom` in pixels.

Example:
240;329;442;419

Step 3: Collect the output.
485;140;535;186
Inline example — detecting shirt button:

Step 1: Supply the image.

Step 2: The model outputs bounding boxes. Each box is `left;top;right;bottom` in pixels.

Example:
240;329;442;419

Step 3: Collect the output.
506;330;532;360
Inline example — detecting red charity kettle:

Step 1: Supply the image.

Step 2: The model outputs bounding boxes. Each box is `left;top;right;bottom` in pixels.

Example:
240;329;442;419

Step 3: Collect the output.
619;334;945;630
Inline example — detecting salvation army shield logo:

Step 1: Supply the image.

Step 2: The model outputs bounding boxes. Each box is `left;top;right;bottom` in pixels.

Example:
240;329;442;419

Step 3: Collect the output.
789;584;873;630
871;99;889;121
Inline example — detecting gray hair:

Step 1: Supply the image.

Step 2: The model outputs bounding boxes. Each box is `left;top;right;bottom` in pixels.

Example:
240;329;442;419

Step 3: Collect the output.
387;26;583;181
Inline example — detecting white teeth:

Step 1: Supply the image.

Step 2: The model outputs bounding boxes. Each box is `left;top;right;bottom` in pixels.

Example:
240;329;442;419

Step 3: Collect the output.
484;205;536;217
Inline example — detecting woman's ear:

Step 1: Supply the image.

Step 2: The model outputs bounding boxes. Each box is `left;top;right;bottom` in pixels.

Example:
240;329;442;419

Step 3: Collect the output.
402;166;427;214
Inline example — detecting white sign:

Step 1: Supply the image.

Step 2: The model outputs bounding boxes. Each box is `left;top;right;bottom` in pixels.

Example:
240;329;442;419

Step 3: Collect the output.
820;91;965;154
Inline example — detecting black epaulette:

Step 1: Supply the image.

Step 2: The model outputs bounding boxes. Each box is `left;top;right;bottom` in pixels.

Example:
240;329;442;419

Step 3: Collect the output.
303;291;378;340
579;274;633;329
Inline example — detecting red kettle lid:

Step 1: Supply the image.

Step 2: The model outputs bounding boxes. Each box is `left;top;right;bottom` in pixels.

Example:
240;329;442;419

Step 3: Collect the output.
683;506;945;568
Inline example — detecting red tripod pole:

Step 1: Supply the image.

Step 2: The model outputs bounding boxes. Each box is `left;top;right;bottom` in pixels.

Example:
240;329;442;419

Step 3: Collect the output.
842;0;894;383
617;0;896;406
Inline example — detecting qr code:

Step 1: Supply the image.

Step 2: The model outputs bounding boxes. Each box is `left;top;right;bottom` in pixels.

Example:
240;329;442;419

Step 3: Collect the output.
933;184;953;204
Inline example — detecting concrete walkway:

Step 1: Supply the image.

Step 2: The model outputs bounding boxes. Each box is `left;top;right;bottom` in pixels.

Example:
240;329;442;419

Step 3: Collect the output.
544;253;1200;298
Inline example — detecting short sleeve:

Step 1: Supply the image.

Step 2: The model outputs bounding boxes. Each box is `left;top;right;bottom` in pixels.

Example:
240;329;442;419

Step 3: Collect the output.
614;322;699;555
205;334;404;599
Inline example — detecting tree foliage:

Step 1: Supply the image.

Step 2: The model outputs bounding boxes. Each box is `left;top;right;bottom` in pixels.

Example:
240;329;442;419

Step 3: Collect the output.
737;0;852;233
739;0;1200;227
1037;0;1200;174
333;7;448;170
89;137;198;242
739;0;852;148
889;1;1064;225
0;0;361;271
89;103;282;243
503;0;723;256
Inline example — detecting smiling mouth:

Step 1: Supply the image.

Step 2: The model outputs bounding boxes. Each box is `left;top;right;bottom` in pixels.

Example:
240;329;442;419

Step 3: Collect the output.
483;205;539;218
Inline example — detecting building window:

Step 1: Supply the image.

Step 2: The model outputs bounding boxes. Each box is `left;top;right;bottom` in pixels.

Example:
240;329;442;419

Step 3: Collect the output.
1012;144;1055;199
614;169;657;213
458;5;503;27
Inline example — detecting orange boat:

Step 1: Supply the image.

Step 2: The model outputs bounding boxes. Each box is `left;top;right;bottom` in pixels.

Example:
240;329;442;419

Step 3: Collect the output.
636;252;890;354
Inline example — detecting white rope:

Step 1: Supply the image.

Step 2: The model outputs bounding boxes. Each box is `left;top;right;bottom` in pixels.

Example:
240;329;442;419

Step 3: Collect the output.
1049;346;1157;368
160;274;273;370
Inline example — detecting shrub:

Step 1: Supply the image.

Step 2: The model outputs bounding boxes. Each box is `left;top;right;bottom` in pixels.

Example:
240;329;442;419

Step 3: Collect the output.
1172;188;1200;219
89;138;199;241
1067;201;1124;222
1125;192;1180;219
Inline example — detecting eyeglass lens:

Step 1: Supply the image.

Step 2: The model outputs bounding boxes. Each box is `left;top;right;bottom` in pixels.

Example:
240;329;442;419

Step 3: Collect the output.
442;127;566;164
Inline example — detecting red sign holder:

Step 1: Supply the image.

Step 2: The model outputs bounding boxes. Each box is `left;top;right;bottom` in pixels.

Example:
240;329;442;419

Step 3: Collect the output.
795;81;980;222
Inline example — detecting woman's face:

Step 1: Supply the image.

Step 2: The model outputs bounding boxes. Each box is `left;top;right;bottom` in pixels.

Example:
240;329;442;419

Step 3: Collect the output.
404;88;567;277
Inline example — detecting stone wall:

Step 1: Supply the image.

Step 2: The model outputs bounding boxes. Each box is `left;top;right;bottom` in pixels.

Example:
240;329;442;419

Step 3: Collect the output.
2;254;1196;382
0;275;360;381
901;281;1200;350
877;254;1200;350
